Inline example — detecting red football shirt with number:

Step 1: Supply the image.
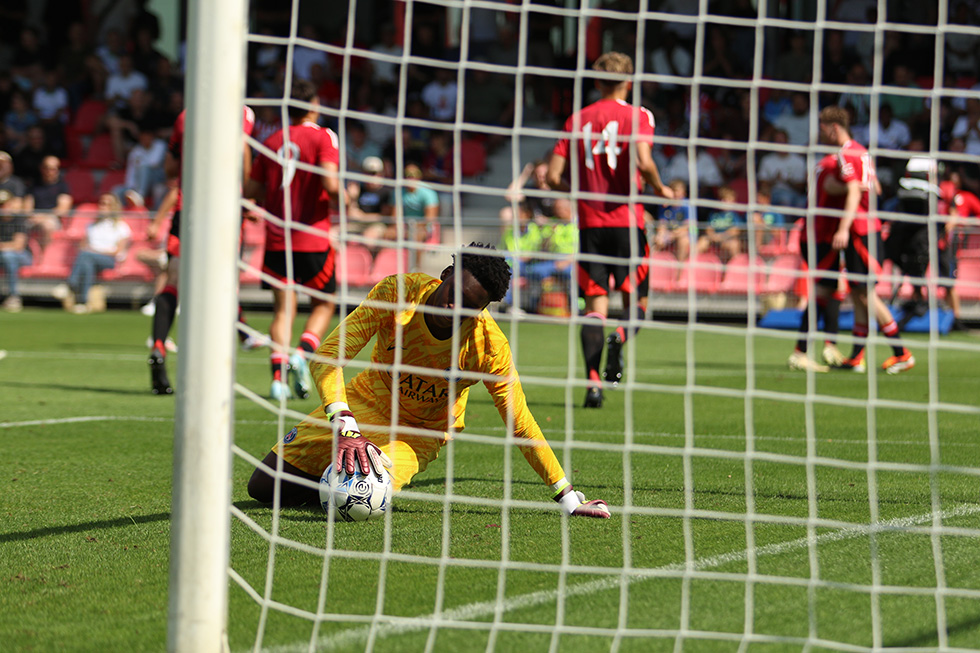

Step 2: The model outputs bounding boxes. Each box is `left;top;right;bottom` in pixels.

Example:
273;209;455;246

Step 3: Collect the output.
250;120;339;252
813;139;880;243
553;98;655;229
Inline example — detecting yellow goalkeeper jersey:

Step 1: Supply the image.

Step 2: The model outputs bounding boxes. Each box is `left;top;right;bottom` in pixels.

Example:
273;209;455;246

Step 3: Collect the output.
310;272;566;486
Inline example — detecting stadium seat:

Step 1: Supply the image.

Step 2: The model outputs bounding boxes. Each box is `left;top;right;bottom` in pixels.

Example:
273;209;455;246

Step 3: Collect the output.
239;245;265;286
67;99;107;136
648;250;679;293
62;203;99;241
764;253;802;294
20;238;76;279
954;257;980;300
125;213;151;242
785;218;804;256
101;244;156;282
369;247;409;284
459;139;487;178
757;226;788;258
337;243;373;287
241;217;265;247
79;134;120;169
97;168;126;196
675;252;722;294
63;168;98;204
719;253;765;294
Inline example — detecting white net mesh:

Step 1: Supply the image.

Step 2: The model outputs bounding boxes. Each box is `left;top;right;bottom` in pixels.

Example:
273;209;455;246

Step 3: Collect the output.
222;1;980;650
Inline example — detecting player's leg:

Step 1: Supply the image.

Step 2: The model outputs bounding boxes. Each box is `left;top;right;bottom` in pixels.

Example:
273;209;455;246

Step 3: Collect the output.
148;252;179;395
290;296;335;399
789;244;836;372
248;449;322;506
269;286;297;399
289;248;338;398
604;226;651;387
577;228;610;408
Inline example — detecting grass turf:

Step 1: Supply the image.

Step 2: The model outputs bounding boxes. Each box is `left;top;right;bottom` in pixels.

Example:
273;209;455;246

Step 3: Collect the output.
1;307;979;652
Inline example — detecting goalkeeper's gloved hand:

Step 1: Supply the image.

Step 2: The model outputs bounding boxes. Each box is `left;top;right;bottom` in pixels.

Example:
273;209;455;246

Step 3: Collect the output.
554;485;611;519
326;402;392;477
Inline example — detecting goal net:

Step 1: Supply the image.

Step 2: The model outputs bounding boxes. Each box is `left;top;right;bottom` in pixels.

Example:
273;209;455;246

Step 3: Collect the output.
173;1;980;651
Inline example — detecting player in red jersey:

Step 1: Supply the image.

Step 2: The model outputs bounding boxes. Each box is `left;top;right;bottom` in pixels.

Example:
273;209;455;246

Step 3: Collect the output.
244;79;340;401
789;106;914;375
546;52;673;408
942;170;980;330
145;104;257;395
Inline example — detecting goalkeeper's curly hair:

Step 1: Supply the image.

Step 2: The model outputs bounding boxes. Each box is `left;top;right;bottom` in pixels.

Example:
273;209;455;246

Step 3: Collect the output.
454;242;512;303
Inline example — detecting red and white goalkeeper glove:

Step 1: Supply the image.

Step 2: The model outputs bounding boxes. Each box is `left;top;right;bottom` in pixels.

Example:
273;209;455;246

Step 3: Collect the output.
552;480;610;519
326;402;392;477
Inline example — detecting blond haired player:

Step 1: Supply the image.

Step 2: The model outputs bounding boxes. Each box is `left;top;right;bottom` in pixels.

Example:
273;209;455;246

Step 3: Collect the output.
547;52;673;408
248;243;610;518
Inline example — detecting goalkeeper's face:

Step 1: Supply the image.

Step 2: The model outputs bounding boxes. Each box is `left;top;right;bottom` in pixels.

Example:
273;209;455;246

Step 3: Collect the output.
429;268;491;331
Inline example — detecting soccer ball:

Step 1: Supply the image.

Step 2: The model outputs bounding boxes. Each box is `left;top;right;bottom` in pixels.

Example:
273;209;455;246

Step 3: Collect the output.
319;463;392;522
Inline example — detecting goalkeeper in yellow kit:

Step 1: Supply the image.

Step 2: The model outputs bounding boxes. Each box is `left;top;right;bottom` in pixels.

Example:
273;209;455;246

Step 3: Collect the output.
247;243;609;518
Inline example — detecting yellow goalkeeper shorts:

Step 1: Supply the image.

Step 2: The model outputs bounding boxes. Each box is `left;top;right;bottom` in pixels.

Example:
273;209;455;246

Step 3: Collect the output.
273;400;444;493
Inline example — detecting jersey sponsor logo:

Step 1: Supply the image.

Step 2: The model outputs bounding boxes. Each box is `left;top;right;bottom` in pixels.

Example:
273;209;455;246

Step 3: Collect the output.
398;373;449;404
283;427;298;443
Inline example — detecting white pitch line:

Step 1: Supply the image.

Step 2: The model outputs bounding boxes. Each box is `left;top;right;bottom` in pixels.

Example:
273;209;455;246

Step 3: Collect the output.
0;415;281;429
252;503;980;653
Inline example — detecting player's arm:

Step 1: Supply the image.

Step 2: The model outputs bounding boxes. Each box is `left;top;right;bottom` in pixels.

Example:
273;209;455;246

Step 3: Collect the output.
546;154;569;192
241;141;252;188
164;151;180;181
147;184;178;241
311;278;397;476
832;180;863;250
483;339;610;518
637;141;673;199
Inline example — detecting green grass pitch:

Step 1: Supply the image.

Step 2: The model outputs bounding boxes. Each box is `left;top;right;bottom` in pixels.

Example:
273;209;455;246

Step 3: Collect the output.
2;307;979;652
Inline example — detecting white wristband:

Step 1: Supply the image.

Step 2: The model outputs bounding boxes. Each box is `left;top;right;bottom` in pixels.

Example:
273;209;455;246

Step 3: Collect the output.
326;401;350;416
558;491;583;515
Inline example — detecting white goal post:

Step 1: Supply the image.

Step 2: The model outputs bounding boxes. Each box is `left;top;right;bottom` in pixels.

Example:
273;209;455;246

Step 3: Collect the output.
166;0;249;651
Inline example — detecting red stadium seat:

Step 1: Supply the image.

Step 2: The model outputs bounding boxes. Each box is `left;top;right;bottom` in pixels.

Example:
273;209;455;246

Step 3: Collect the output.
67;99;107;136
675;252;722;294
97;169;126;196
239;245;265;286
337;243;373;286
764;254;802;294
785;218;804;256
63;168;98;204
954;257;980;300
20;239;77;279
369;247;409;284
241;217;265;247
101;244;156;282
648;250;679;293
459;139;487;178
79;134;120;169
719;254;765;294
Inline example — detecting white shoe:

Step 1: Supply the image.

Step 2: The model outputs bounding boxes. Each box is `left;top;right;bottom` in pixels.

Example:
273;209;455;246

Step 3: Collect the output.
2;295;23;312
289;351;312;399
70;304;90;314
51;283;71;300
270;379;292;400
788;350;829;373
141;300;155;316
822;343;846;367
240;333;266;351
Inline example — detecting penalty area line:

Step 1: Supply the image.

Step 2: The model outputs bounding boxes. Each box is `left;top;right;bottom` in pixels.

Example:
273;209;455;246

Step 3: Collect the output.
254;503;980;653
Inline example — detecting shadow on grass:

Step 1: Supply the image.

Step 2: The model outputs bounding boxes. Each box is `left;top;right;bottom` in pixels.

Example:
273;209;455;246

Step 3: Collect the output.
0;511;171;543
0;380;155;396
887;612;980;648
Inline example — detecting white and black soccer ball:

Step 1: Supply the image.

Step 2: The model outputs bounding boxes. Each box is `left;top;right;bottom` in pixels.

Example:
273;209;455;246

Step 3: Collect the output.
319;463;392;522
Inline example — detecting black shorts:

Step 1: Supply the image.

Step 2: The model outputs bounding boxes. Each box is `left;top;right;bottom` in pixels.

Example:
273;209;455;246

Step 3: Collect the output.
578;227;650;297
262;248;337;292
810;233;883;289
